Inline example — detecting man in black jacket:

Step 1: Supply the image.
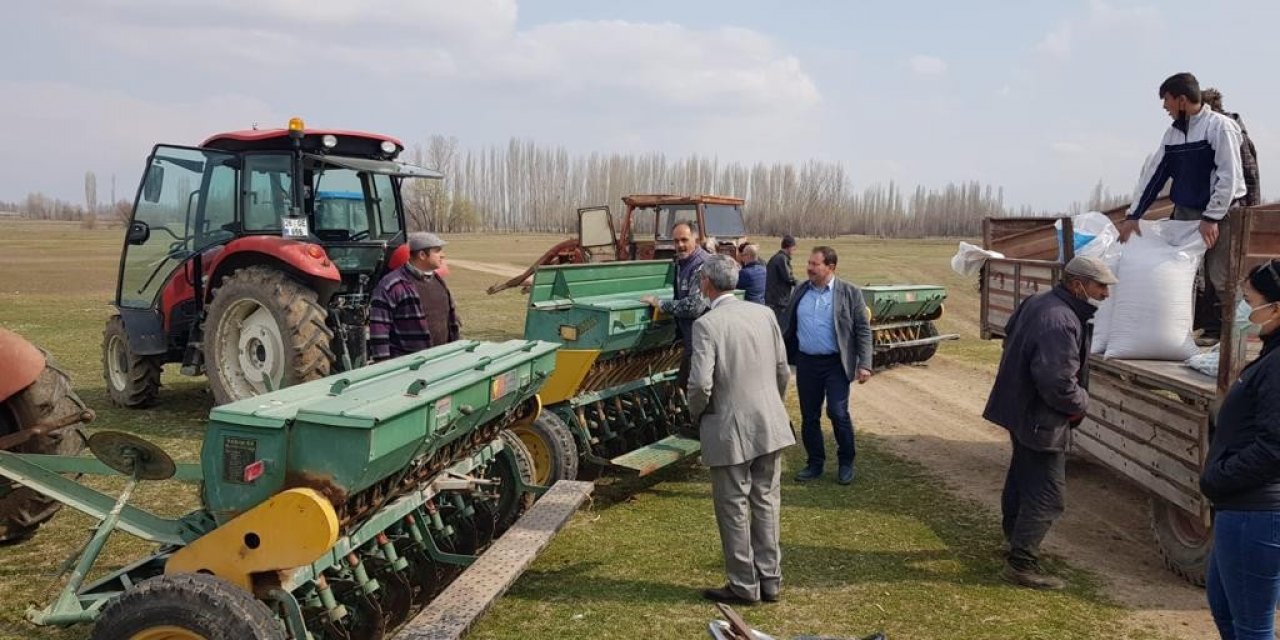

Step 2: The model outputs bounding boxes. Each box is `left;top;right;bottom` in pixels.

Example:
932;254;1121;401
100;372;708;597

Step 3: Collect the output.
766;235;798;324
983;255;1116;590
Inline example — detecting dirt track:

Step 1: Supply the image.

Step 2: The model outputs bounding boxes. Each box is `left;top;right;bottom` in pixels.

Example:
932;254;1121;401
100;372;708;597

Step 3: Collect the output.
856;356;1215;639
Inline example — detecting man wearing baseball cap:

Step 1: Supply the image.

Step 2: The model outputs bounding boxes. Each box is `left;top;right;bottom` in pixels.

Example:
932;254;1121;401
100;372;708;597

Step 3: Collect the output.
983;255;1117;590
368;232;460;362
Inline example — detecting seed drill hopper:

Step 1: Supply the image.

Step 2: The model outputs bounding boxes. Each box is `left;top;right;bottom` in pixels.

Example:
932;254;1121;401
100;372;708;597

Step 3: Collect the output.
0;338;594;639
861;284;959;368
507;260;704;484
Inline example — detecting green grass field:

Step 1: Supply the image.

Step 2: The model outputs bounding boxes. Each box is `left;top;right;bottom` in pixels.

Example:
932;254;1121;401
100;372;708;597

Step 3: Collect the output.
0;221;1153;639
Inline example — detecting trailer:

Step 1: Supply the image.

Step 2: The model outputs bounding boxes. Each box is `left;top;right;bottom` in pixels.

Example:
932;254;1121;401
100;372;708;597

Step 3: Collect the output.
979;198;1280;584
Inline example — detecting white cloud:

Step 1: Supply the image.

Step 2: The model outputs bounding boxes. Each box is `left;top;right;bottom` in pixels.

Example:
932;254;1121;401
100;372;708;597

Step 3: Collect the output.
1035;0;1164;60
908;54;947;76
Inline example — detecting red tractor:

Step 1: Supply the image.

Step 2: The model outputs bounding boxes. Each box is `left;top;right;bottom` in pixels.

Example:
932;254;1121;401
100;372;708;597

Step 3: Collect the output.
102;118;443;407
487;194;750;294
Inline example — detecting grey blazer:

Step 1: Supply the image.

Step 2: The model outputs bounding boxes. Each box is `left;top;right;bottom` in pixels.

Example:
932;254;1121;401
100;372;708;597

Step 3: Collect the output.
688;297;796;467
781;277;874;381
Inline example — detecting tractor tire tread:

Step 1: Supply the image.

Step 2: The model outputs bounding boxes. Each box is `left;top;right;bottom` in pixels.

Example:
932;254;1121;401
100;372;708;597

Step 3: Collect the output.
101;315;163;408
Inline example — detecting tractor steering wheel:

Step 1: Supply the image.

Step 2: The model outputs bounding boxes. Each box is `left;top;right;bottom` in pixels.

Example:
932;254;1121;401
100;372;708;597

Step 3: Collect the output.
349;230;371;242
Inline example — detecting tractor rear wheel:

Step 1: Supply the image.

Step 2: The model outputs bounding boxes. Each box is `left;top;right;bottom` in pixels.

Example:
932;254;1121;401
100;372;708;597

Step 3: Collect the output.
102;314;163;408
510;411;580;484
0;352;89;544
91;573;284;640
204;266;334;406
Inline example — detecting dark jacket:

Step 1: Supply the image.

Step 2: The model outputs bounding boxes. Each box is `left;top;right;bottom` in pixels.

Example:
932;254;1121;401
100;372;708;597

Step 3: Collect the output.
1228;112;1262;207
765;250;797;310
660;246;711;347
781;277;873;381
736;261;767;304
982;285;1093;452
1200;332;1280;510
369;265;460;361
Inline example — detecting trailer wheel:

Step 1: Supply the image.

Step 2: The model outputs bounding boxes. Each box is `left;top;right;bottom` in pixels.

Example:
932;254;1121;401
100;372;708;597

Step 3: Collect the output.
1150;497;1209;586
510;411;580;484
0;353;88;544
91;573;285;640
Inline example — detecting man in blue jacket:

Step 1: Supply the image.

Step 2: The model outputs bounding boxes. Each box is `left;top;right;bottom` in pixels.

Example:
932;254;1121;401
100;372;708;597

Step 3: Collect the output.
735;243;767;304
983;255;1117;590
1120;72;1244;344
642;221;710;385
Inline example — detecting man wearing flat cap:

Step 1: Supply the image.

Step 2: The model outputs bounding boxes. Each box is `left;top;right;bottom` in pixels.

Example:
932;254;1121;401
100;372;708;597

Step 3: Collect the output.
368;232;460;362
983;255;1117;590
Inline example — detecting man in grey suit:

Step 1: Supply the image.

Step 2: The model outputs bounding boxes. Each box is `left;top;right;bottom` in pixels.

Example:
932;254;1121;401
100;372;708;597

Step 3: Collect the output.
688;254;796;605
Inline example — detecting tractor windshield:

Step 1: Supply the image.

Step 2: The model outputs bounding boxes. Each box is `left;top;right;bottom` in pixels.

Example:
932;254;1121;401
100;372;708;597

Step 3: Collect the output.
309;168;400;241
703;204;747;238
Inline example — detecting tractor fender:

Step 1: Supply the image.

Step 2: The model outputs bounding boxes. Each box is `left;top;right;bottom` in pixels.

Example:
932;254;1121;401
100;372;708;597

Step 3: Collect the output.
0;327;45;403
116;308;169;356
207;239;342;304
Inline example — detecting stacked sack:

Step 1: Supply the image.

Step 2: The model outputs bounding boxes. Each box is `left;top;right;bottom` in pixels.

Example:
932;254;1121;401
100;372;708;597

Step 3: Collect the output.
1090;219;1206;360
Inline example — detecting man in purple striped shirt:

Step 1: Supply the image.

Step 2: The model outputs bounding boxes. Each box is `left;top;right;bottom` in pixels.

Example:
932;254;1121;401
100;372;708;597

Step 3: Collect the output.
368;232;460;362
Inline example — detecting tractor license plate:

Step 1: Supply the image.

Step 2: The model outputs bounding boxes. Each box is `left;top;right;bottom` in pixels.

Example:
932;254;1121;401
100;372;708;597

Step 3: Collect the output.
281;217;309;238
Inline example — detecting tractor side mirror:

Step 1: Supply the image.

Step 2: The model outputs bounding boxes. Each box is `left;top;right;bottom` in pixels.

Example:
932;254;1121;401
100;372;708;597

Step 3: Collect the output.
127;221;151;246
142;165;165;203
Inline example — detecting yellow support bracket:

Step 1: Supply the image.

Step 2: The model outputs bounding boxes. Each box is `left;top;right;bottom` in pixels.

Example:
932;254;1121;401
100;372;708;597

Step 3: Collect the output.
165;488;339;592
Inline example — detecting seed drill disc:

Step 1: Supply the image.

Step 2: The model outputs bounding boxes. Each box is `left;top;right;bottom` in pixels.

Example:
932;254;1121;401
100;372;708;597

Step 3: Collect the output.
87;431;176;481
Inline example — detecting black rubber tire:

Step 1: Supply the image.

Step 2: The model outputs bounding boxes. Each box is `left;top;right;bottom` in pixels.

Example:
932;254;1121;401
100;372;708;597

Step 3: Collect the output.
204;266;334;406
101;314;163;408
912;321;940;364
91;573;285;640
1150;497;1209;586
490;431;537;535
510;411;580;484
0;352;89;544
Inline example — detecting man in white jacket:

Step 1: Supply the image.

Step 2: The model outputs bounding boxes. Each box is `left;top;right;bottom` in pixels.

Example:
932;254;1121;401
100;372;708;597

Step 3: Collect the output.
1120;72;1246;344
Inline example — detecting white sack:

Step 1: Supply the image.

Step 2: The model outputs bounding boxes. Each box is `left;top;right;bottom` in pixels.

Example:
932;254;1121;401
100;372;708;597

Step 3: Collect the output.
951;241;1004;277
1184;345;1220;378
1103;219;1206;360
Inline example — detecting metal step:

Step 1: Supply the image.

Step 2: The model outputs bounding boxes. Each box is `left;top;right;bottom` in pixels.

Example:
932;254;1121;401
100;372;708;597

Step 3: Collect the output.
394;480;593;640
608;435;700;476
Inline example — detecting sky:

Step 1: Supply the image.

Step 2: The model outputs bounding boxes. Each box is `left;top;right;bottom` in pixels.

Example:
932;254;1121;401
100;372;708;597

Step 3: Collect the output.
2;0;1276;211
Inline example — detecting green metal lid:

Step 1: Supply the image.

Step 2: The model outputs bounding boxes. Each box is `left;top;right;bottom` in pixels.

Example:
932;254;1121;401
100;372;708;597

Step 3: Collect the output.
208;340;559;430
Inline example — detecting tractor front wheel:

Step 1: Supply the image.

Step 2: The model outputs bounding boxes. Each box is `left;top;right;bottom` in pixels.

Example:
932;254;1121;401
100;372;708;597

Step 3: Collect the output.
0;352;89;544
102;315;163;408
204;266;334;406
91;573;284;640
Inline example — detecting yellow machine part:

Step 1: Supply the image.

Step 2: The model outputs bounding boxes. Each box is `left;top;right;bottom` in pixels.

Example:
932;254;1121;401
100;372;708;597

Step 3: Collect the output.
539;350;600;406
165;488;340;592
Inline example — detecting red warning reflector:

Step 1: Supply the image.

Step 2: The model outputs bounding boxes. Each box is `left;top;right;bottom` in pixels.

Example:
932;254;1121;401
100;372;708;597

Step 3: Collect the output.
244;460;266;483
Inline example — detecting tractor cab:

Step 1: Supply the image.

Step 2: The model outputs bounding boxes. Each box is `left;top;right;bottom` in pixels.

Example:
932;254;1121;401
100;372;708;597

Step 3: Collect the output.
106;118;443;408
618;194;748;261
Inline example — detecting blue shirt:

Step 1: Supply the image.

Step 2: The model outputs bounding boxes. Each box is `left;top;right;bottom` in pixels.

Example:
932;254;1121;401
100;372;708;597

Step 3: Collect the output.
796;278;838;355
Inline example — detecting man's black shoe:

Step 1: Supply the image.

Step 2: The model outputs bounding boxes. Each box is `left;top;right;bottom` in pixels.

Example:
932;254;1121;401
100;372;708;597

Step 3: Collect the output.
838;465;855;485
761;588;779;603
794;466;823;482
701;585;758;605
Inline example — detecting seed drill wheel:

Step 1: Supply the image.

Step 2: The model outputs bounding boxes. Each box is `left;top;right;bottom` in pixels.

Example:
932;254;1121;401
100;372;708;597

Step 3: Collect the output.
0;352;88;544
490;431;537;535
90;573;285;640
204;266;334;406
509;411;580;484
1150;497;1209;586
102;314;163;408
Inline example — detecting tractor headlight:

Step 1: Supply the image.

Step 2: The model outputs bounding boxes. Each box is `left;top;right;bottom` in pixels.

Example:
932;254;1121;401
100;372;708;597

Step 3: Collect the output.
380;140;397;154
321;134;338;149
